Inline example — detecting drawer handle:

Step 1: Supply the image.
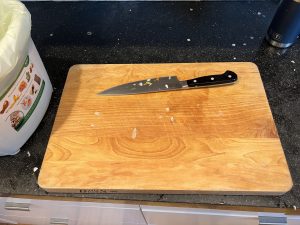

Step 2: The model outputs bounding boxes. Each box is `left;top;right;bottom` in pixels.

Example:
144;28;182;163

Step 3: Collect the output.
259;216;287;225
50;218;69;225
4;202;30;211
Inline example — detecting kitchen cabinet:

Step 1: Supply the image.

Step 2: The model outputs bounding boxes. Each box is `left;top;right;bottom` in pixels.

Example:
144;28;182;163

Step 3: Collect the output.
0;197;146;225
1;197;300;225
141;205;258;225
75;202;146;225
288;216;300;225
0;215;48;225
141;205;300;225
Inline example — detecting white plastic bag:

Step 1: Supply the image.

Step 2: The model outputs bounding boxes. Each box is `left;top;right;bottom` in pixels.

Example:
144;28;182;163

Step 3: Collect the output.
0;0;31;97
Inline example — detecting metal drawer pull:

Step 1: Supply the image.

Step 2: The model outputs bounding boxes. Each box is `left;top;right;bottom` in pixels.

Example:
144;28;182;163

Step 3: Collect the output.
259;216;287;225
4;202;30;211
50;218;69;225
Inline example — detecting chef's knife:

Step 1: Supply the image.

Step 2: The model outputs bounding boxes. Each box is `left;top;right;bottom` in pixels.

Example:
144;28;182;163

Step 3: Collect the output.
99;70;238;96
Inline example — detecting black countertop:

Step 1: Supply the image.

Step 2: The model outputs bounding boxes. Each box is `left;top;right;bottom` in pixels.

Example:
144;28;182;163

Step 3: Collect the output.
1;1;300;208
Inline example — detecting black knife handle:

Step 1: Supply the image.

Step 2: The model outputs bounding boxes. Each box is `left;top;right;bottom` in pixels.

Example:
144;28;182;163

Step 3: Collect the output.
186;70;238;88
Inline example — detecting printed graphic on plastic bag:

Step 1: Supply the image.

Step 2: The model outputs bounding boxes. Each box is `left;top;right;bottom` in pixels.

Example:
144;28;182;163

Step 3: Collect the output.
0;56;45;131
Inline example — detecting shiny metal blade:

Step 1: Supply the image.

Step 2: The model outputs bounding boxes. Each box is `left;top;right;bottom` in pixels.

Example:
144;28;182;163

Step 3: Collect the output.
99;76;185;95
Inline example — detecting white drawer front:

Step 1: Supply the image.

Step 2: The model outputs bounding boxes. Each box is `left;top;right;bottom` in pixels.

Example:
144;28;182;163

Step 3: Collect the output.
0;214;48;225
141;206;259;225
77;206;146;225
288;216;300;225
3;198;80;221
1;198;146;225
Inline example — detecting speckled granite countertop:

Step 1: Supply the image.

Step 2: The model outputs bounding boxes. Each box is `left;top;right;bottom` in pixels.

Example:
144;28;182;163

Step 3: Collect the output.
0;1;299;208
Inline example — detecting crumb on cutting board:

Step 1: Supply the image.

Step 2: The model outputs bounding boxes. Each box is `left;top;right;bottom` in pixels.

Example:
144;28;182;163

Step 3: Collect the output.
170;116;175;123
94;112;101;116
131;128;137;139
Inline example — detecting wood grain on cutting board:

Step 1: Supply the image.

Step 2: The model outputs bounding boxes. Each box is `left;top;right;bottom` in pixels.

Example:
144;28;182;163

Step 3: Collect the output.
38;63;292;194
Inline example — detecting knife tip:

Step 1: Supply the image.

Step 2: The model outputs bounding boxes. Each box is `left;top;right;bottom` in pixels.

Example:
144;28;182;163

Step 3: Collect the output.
97;91;119;96
97;91;109;96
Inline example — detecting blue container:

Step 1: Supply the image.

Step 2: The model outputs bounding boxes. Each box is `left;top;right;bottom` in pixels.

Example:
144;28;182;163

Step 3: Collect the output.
266;0;300;48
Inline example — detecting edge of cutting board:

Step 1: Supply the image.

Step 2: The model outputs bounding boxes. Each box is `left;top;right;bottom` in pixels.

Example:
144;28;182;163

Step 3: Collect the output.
38;186;293;195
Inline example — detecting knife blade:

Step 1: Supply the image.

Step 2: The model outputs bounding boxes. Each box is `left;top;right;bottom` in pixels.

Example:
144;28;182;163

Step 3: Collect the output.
98;70;238;96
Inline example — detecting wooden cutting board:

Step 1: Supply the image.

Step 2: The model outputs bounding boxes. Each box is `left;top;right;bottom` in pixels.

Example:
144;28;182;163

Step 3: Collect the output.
39;63;292;194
